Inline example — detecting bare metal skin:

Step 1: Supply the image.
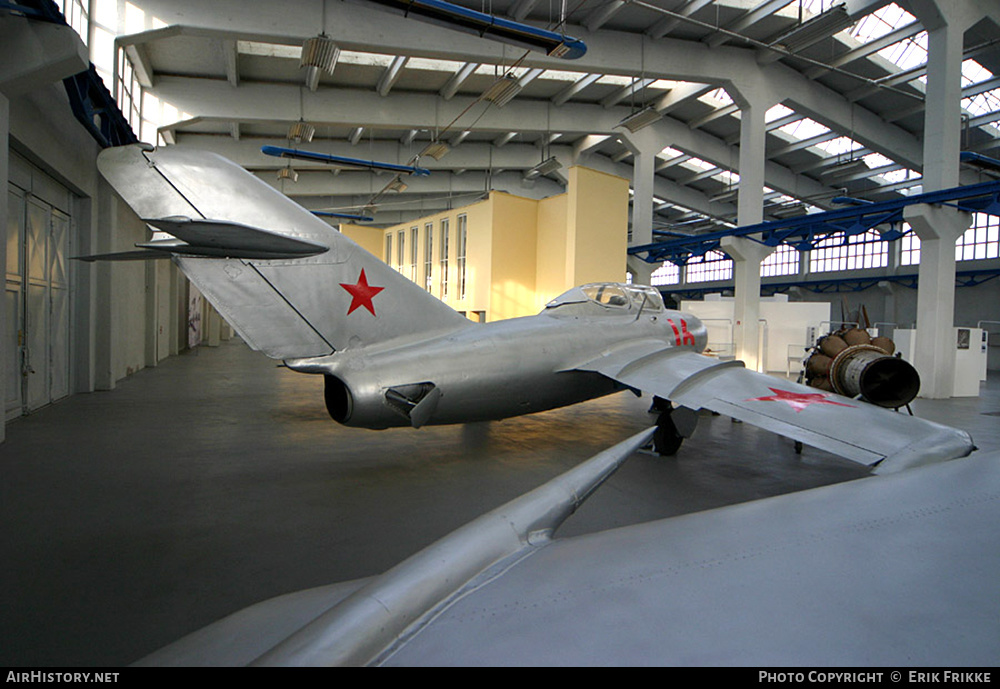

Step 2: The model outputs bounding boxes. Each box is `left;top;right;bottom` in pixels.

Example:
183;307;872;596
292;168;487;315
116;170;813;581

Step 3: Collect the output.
94;144;974;472
285;285;707;428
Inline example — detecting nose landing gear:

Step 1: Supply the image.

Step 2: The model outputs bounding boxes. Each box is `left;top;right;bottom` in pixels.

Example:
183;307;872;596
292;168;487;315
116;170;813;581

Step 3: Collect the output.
649;397;698;456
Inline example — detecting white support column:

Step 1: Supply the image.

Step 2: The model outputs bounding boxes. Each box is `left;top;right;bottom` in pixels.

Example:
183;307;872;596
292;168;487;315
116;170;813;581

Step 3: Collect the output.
722;87;772;370
736;95;767;227
921;18;964;192
904;204;970;398
904;0;984;398
905;0;994;187
617;126;663;286
720;236;773;372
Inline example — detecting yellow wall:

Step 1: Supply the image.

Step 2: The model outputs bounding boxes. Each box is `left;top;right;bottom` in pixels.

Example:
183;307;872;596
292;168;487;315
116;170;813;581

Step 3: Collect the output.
566;166;630;286
489;193;539;322
340;223;384;259
371;165;628;322
459;200;493;317
535;193;568;313
367;199;492;321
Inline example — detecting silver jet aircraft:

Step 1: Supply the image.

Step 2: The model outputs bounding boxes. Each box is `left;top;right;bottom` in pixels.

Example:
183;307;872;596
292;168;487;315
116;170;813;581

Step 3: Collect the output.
92;144;975;473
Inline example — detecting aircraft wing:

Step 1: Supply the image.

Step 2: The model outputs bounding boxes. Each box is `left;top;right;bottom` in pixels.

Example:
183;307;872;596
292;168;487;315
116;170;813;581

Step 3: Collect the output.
382;450;1000;666
572;344;975;473
133;431;1000;666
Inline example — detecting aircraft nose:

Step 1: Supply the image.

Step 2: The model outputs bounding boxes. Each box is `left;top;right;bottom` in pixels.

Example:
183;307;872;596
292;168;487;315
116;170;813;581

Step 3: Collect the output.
661;313;706;351
681;313;708;353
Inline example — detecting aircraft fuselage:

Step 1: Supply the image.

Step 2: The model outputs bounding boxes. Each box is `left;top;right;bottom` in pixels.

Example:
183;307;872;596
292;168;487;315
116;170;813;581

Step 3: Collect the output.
287;293;708;429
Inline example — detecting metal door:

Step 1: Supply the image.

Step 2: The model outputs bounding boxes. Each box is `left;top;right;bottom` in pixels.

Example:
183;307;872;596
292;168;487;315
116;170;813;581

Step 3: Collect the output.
49;209;71;401
7;188;71;415
24;196;51;410
5;186;23;418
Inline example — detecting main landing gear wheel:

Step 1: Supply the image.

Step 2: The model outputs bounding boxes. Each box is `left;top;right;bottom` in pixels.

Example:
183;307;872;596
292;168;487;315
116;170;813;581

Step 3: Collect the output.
653;409;684;456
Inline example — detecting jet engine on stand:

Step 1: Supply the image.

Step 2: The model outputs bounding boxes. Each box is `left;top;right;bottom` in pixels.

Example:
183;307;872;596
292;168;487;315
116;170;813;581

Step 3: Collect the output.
803;327;921;410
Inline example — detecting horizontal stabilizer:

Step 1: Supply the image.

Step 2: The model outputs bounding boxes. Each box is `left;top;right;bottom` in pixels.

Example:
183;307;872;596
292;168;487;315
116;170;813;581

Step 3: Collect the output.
97;144;472;359
143;217;329;259
73;249;172;262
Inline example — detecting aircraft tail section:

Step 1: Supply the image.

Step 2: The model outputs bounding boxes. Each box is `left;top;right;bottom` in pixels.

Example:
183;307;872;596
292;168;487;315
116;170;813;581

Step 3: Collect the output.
96;145;472;359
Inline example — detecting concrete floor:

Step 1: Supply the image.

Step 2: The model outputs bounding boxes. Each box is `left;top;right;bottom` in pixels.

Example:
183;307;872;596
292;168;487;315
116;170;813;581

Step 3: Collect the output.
2;339;998;666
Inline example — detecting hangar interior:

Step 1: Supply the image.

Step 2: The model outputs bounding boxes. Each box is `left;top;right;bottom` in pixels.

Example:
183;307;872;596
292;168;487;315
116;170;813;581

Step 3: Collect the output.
2;0;1000;666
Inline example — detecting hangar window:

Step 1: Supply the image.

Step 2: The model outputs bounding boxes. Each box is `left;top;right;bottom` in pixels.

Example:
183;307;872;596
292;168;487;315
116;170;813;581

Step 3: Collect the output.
410;226;418;282
957;214;1000;260
650;262;680;286
57;0;90;46
809;230;888;273
440;218;450;299
424;223;434;292
116;49;141;134
899;225;919;267
457;215;468;300
898;214;999;265
384;233;392;265
685;250;733;283
761;244;800;277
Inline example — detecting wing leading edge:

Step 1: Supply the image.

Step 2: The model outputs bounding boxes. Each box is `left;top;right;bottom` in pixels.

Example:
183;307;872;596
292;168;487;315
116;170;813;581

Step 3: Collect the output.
573;346;975;473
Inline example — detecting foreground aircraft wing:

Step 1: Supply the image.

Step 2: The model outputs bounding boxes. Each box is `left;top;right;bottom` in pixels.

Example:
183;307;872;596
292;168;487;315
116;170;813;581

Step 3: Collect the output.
134;435;1000;666
572;345;974;473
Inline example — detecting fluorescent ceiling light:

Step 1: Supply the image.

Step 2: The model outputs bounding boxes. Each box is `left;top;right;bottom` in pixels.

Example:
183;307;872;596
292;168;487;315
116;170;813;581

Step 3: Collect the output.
769;4;854;53
301;34;340;91
287;121;315;143
387;178;408;193
524;156;562;180
276;166;299;182
482;74;522;107
301;34;340;72
617;107;664;133
420;141;451;160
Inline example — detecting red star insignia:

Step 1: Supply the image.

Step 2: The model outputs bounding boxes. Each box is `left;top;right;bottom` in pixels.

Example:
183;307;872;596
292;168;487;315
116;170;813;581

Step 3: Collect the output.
748;387;854;413
340;268;384;316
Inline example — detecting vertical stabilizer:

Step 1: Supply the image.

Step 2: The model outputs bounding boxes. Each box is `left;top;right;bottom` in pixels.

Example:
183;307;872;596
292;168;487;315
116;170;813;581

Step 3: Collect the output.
97;145;472;359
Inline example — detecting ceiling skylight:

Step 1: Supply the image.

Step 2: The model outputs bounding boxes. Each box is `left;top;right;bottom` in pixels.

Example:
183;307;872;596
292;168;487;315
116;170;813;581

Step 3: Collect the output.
849;3;917;44
777;117;830;139
766;104;795;123
811;136;863;157
698;88;733;107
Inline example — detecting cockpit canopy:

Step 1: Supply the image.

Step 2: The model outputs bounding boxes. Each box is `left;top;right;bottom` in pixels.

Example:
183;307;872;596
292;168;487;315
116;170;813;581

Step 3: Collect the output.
545;283;665;314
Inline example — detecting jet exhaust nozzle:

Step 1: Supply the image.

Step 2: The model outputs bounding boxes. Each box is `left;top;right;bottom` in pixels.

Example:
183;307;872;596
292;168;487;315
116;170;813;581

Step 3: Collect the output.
828;345;920;409
804;330;920;409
